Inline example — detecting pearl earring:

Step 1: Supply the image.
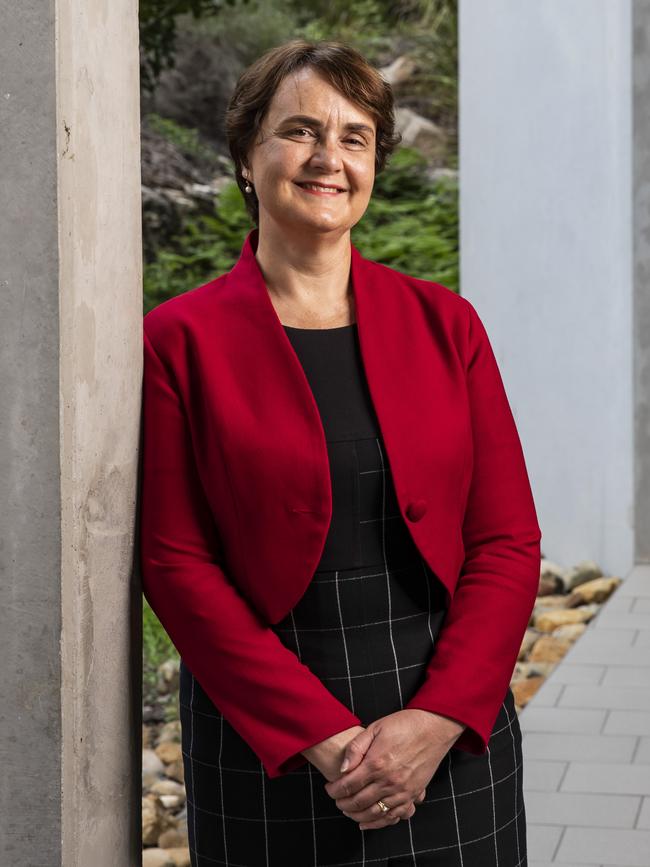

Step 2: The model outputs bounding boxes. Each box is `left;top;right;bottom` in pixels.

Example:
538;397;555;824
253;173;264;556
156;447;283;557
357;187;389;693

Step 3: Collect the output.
244;176;253;193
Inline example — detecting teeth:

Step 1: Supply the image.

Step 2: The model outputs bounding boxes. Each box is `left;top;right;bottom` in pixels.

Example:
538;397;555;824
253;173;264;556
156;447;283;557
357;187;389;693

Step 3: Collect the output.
300;183;341;192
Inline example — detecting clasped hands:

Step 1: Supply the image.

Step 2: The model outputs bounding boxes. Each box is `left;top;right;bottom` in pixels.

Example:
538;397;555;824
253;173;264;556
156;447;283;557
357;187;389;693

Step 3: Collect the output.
307;709;466;831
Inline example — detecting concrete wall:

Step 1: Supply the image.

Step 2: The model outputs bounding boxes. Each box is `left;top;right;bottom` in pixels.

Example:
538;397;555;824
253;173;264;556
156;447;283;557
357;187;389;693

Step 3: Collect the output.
459;0;649;574
0;0;143;862
633;2;650;562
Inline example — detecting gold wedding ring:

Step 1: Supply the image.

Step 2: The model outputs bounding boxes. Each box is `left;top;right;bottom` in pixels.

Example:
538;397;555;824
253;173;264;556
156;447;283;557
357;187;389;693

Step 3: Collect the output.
376;800;390;813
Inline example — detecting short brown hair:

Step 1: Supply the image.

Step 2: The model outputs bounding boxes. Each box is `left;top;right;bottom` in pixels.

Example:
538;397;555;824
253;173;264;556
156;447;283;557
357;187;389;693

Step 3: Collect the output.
224;39;402;225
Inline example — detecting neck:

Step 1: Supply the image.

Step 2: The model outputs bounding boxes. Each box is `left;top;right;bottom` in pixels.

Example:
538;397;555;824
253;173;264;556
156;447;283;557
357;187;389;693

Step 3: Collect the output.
252;220;354;325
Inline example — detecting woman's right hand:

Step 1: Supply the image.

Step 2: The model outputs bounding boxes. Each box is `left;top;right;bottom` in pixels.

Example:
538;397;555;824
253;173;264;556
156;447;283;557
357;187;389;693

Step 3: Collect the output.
302;726;426;827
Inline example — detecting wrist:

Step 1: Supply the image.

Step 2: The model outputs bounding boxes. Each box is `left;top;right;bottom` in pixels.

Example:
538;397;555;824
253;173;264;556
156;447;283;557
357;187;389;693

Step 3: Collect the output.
406;708;466;743
301;725;362;764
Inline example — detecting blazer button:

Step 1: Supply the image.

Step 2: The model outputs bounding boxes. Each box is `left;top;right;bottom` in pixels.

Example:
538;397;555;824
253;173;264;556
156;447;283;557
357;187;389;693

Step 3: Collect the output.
405;498;427;522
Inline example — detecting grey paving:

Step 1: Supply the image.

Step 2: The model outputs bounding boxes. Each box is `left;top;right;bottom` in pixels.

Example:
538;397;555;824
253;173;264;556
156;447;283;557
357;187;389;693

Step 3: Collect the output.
521;564;650;865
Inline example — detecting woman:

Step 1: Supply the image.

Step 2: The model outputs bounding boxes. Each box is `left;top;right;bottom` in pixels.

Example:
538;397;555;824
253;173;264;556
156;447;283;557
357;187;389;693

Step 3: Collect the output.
141;39;542;867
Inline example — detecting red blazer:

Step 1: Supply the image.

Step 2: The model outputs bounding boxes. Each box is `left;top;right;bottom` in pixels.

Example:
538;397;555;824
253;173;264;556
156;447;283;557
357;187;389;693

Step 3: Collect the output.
140;227;542;779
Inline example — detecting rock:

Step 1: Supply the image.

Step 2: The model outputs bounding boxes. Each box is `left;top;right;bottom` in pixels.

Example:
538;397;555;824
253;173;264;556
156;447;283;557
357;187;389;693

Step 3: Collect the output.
533;594;571;613
565;560;603;591
394;107;446;161
378;55;418;88
150;779;186;805
538;574;564;596
143;724;154;750
425;167;458;183
157;659;181;695
534;604;599;633
165;759;185;784
143;748;166;788
511;675;546;706
143;703;167;724
142;850;175;867
529;635;573;663
551;623;587;642
540;558;565;586
158;828;188;849
156;741;183;765
157;720;182;745
159;795;183;810
166;847;192;867
514;661;556;679
142;794;175;846
567;576;622;606
518;629;539;660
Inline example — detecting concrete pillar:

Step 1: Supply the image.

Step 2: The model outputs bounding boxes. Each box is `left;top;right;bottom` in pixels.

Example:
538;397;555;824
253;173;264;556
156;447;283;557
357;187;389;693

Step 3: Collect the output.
459;0;650;574
0;0;142;863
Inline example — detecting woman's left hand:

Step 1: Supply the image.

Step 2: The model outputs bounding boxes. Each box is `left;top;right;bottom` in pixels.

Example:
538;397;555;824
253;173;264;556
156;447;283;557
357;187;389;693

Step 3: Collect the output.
323;709;466;830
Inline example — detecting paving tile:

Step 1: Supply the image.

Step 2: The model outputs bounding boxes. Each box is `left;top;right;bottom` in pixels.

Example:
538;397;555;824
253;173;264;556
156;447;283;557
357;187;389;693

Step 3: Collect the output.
529;863;603;867
633;737;650;763
518;566;650;867
519;707;607;734
555;826;650;865
591;610;650;630
637;797;650;829
522;732;637;763
547;664;607;685
523;759;568;791
525;790;640;827
602;595;636;612
563;628;638;650
616;567;650;597
564;646;647;666
532;681;566;707
527;823;564;860
601;666;650;688
560;762;650;795
557;685;650;711
604;710;650;736
632;630;650;648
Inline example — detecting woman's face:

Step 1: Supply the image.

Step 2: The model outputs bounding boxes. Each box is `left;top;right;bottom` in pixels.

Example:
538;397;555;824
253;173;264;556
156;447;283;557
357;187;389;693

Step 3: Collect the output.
245;67;377;238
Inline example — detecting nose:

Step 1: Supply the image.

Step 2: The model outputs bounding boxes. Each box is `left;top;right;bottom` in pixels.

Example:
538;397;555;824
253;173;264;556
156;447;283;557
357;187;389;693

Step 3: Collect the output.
309;134;343;172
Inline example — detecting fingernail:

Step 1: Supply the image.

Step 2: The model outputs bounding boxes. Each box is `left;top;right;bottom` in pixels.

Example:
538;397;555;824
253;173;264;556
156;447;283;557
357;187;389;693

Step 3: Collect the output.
340;758;349;772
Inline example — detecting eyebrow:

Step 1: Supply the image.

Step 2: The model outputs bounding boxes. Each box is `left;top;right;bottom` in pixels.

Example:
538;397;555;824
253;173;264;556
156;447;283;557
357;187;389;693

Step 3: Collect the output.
279;114;375;135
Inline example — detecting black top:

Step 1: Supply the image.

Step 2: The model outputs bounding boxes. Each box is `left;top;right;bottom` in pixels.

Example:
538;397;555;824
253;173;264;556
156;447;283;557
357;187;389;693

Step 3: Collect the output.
282;324;378;440
283;322;418;571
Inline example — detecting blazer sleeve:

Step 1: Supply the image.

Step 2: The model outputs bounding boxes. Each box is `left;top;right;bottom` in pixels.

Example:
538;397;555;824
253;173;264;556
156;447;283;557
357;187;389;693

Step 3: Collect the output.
140;325;363;779
404;298;542;753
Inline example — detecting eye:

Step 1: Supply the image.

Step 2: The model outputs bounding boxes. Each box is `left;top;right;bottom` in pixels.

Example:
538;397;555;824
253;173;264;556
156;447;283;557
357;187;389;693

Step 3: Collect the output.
287;128;366;146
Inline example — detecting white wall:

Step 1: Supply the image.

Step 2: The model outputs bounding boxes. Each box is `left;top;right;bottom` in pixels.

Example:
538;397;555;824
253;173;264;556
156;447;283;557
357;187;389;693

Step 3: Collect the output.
459;0;640;575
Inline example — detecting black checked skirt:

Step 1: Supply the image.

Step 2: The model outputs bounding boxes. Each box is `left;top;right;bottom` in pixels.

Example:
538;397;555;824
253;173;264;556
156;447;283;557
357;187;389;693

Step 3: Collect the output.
179;436;528;866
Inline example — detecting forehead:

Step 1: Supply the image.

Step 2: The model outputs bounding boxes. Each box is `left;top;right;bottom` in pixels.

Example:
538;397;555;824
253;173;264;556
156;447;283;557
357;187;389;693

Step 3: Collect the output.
266;67;376;130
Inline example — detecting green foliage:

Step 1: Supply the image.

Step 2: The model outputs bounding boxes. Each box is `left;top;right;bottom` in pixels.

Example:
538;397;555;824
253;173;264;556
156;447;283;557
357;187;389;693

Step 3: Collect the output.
143;145;457;315
353;147;458;287
139;0;242;92
144;181;252;314
145;112;221;167
142;597;178;699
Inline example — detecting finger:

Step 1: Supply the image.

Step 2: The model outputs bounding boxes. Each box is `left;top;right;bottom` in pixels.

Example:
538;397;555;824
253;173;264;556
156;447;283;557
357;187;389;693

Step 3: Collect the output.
359;814;401;831
340;728;374;775
341;792;414;824
414;788;426;804
335;781;400;814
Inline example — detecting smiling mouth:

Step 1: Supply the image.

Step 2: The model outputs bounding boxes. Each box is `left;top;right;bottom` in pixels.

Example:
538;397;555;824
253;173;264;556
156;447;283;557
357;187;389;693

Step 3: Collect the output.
295;182;348;194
